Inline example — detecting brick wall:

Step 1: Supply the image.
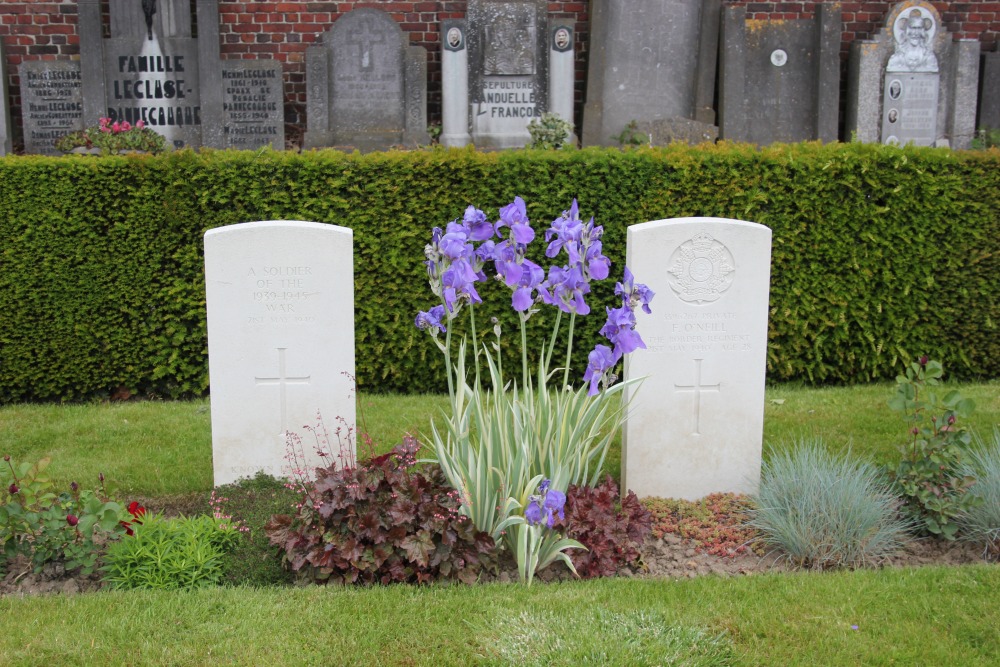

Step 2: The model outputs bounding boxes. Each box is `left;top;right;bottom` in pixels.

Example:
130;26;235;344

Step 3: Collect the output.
0;1;996;149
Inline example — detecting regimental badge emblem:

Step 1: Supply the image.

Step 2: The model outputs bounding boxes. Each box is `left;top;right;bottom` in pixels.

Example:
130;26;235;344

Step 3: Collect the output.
666;233;735;304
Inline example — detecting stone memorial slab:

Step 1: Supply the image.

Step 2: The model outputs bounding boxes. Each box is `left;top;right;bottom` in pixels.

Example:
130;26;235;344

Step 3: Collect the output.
221;61;285;150
205;221;356;486
304;8;428;151
981;50;1000;132
466;0;549;149
847;1;980;149
718;3;840;145
623;218;772;500
548;22;575;136
19;61;83;155
441;19;472;147
0;42;11;155
582;0;720;147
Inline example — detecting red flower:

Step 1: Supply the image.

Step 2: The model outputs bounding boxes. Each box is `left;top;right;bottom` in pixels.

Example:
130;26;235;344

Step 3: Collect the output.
66;514;79;526
8;483;18;495
119;520;135;536
127;501;146;520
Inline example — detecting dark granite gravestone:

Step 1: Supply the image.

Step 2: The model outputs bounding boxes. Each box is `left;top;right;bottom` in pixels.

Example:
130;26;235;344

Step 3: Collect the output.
846;1;980;149
19;61;83;155
718;3;840;145
582;0;720;147
304;8;428;151
465;0;549;149
981;50;1000;132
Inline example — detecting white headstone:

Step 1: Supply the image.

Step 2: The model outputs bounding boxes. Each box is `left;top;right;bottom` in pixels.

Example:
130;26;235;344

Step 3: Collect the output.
623;217;772;500
204;221;355;486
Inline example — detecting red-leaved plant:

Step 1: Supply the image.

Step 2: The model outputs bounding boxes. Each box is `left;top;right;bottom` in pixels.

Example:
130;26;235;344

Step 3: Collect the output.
265;436;497;585
558;475;652;578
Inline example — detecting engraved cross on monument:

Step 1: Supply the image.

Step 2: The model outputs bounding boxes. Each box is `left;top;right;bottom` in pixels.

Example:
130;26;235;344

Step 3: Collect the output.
255;347;311;433
673;358;720;436
345;16;387;71
205;221;355;487
624;217;772;500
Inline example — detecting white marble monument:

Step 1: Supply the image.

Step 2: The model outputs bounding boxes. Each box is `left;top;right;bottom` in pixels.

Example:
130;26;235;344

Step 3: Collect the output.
204;221;356;486
623;218;772;500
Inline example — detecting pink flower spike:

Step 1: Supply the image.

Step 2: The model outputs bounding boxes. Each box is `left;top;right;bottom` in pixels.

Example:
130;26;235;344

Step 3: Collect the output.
136;120;145;129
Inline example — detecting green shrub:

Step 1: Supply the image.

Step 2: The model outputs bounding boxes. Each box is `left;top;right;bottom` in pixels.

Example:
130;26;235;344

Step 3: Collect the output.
526;112;574;149
102;512;242;590
749;440;912;569
0;143;997;401
1;455;128;576
958;428;1000;558
887;358;978;539
211;473;298;587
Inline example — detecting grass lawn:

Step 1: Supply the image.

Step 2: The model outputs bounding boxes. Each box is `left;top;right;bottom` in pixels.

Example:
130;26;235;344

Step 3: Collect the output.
2;382;999;665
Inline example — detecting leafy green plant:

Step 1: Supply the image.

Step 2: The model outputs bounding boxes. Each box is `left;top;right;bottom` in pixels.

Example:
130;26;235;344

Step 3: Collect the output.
1;455;128;576
526;112;574;150
266;437;497;585
416;198;653;583
54;117;168;154
749;440;913;569
970;127;1000;150
887;357;978;539
558;475;652;578
102;511;242;590
613;120;647;147
957;427;1000;558
644;493;760;557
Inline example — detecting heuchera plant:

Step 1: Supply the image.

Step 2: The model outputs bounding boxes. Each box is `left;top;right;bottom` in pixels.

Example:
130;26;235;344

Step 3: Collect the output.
888;357;979;540
265;437;497;585
559;475;653;578
415;197;653;584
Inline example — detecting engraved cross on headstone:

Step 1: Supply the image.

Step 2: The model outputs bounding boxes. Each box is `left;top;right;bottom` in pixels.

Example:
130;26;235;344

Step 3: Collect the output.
255;347;311;432
674;358;720;436
345;17;387;72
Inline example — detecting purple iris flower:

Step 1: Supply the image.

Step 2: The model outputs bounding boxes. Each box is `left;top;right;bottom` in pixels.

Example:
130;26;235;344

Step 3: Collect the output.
545;201;583;260
540;265;591;315
463;205;496;241
511;259;544;312
497;196;535;245
493;239;524;287
525;497;543;526
441;262;482;312
615;266;655;314
538;479;551;495
415;305;447;335
600;305;646;358
583;344;617;396
543;488;566;524
585;241;611;281
439;229;473;262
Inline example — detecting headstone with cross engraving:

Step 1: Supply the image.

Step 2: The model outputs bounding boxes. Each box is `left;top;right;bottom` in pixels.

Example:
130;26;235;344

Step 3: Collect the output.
204;221;355;486
622;217;772;500
304;7;428;150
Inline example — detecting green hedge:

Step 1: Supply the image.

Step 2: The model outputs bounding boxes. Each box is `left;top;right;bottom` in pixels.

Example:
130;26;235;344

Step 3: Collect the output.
0;142;997;402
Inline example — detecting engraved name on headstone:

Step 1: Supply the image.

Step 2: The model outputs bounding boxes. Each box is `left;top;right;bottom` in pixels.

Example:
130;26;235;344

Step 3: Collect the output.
221;61;285;150
19;61;84;155
623;218;772;500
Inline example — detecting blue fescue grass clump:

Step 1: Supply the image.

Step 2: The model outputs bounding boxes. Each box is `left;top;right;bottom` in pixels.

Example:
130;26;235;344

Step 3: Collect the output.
748;439;913;569
958;428;1000;558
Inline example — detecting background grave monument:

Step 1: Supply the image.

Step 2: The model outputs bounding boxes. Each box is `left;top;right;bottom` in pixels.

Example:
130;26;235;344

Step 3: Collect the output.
18;60;82;156
582;0;721;147
204;221;356;486
441;0;556;149
623;218;772;500
304;8;428;150
718;3;840;145
982;49;1000;134
0;42;11;155
846;1;980;149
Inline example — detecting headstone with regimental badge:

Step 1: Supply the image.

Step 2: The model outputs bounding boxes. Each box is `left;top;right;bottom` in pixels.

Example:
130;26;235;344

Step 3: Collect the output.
623;217;772;500
204;221;356;486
